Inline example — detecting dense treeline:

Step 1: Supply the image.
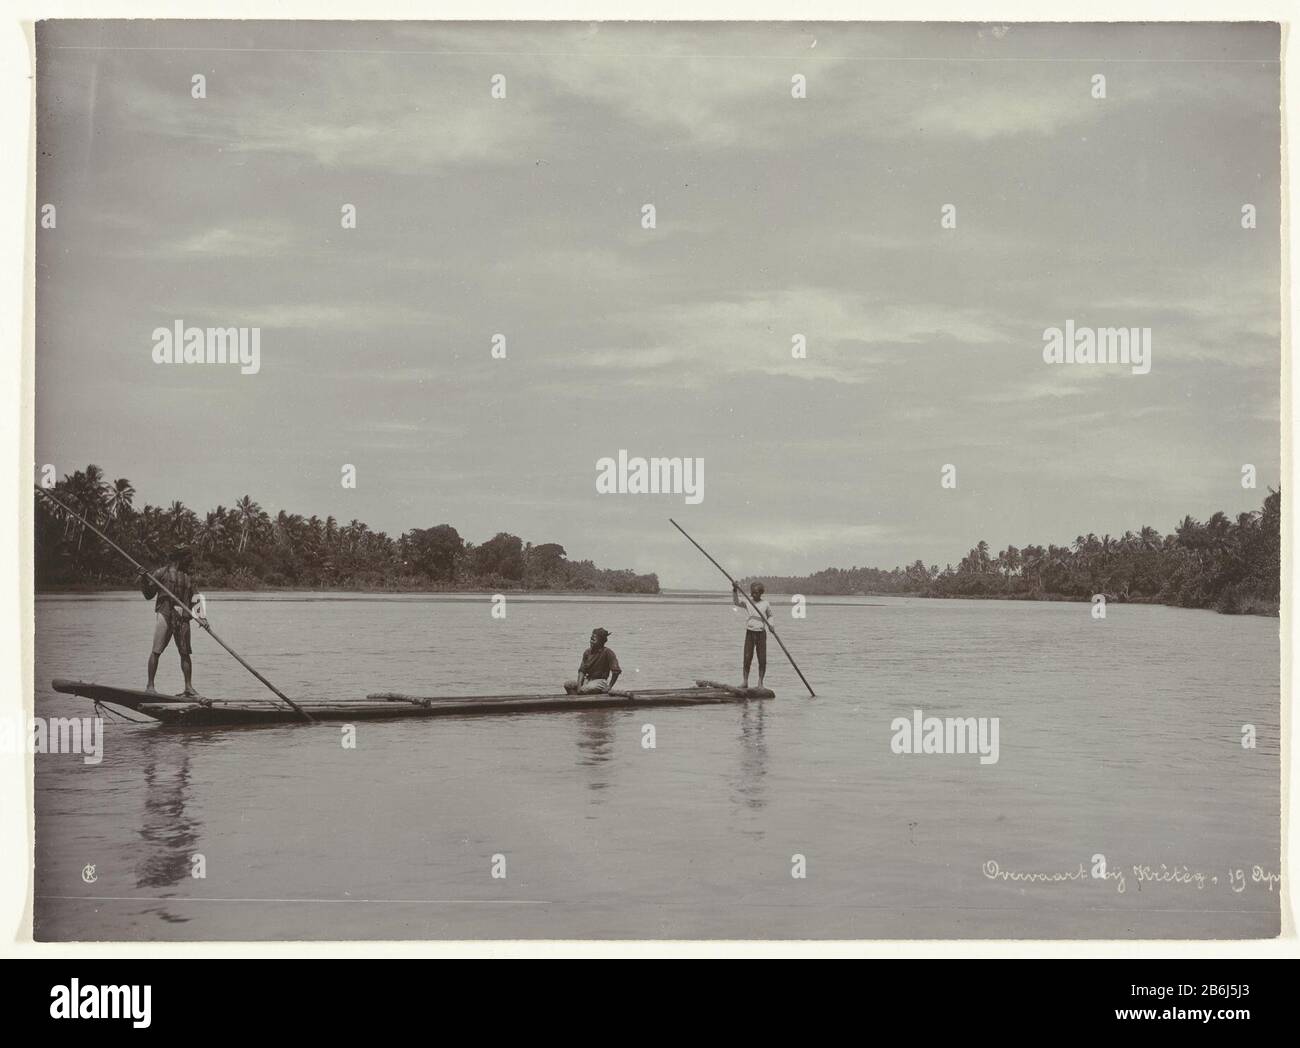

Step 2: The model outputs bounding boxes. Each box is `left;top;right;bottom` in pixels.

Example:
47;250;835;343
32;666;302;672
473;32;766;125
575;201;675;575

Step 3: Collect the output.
35;465;660;593
36;466;1280;614
752;491;1281;616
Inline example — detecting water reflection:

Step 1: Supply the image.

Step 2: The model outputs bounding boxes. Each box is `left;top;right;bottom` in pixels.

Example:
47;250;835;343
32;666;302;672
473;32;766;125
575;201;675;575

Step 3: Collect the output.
132;731;206;924
732;700;768;823
575;711;615;799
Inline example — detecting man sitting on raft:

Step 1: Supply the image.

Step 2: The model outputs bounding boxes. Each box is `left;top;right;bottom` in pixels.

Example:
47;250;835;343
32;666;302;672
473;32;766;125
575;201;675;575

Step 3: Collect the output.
565;628;621;694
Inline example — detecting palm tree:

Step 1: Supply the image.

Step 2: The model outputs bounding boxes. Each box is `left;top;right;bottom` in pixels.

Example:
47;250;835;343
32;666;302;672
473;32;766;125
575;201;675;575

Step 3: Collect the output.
209;505;230;552
344;519;366;554
272;511;306;549
273;509;291;546
1021;544;1046;594
104;478;135;520
1204;511;1232;553
42;479;75;537
67;467;107;551
136;504;164;553
236;495;262;552
166;500;197;543
196;510;226;553
1175;515;1202;548
998;545;1021;579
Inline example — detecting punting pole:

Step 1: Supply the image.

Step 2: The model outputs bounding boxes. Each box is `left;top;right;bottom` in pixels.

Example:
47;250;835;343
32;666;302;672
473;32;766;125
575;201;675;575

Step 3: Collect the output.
36;487;314;723
669;518;815;697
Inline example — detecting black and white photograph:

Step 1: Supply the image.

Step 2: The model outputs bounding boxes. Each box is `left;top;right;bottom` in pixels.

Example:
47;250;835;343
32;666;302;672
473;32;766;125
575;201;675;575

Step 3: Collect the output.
21;16;1286;945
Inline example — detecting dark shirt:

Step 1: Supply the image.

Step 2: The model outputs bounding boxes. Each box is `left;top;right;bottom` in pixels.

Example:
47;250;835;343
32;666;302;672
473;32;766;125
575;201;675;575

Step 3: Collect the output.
579;645;621;680
142;565;196;620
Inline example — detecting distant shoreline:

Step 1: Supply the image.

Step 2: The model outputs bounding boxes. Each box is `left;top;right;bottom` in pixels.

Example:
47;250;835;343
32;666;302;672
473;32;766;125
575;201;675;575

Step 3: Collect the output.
32;583;1275;616
35;582;675;597
912;591;1277;616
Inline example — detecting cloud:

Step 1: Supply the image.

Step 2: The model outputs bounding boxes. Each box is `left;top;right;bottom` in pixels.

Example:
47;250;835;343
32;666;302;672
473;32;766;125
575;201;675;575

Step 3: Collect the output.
980;379;1089;404
569;287;1014;388
148;301;439;332
164;223;297;258
912;87;1086;141
734;520;898;551
32;20;1281;578
96;49;553;173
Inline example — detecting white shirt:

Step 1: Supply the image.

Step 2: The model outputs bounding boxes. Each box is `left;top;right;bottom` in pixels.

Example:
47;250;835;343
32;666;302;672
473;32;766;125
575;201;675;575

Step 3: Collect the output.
744;598;772;632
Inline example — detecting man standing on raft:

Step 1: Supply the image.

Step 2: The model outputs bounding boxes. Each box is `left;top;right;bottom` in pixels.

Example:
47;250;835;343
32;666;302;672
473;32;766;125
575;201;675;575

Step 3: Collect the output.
734;581;774;690
141;545;203;696
565;628;622;694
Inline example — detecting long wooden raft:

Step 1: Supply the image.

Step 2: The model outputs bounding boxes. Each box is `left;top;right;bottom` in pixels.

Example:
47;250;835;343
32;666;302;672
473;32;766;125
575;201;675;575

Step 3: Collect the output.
51;678;774;727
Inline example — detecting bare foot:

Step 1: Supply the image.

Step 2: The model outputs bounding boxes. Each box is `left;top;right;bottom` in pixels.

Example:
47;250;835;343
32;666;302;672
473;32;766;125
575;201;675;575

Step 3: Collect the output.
145;684;157;694
179;688;200;698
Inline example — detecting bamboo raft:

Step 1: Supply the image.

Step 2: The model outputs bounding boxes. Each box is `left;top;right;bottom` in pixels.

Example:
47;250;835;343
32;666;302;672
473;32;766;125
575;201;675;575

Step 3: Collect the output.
51;678;774;727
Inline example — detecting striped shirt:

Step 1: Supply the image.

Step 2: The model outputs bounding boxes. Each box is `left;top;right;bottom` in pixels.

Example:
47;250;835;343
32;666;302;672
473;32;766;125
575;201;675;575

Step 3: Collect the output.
142;565;196;620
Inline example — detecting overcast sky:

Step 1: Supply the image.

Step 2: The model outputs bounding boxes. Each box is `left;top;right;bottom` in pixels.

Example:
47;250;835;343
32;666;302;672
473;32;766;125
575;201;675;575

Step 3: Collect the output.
35;21;1280;588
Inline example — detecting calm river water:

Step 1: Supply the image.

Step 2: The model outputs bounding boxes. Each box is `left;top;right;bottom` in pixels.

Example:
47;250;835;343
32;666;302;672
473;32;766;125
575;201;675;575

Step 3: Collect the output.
32;591;1280;940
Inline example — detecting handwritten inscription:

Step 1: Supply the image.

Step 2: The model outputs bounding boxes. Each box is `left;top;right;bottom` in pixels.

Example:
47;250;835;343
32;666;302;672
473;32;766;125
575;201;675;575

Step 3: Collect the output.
983;859;1280;896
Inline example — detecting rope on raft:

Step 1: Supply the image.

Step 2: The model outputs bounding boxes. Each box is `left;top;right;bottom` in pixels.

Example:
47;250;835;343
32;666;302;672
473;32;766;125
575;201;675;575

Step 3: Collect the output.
93;699;155;724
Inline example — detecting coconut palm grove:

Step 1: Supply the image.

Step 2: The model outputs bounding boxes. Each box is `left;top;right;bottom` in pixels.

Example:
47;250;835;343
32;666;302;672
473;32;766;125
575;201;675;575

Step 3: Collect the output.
754;493;1281;616
35;465;1278;614
35;465;661;594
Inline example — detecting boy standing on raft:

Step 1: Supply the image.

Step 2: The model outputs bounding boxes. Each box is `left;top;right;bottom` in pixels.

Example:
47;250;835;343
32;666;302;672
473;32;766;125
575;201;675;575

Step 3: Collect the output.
733;581;774;689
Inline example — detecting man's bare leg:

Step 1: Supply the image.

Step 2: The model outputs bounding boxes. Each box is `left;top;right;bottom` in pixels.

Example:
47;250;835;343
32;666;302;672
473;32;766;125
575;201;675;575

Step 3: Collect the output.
179;654;198;697
146;652;160;692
